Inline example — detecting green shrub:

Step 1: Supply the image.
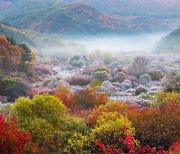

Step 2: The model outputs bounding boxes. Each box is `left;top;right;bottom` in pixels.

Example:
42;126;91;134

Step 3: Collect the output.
58;116;89;144
148;70;164;81
31;95;68;126
11;95;68;128
113;72;126;82
28;118;55;141
66;132;90;154
0;76;19;92
7;95;68;148
90;79;102;89
91;112;135;146
93;71;111;82
135;86;148;95
163;73;180;92
152;91;180;108
69;55;87;68
139;74;152;81
0;103;13;114
93;67;110;74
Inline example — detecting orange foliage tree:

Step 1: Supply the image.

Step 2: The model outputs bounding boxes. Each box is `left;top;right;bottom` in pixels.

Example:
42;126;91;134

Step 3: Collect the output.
73;88;109;110
54;85;77;112
0;36;23;73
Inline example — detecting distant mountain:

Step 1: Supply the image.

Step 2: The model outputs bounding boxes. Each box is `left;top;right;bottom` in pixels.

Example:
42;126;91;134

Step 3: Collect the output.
63;0;180;16
1;0;179;15
0;1;123;35
153;28;180;54
0;0;179;35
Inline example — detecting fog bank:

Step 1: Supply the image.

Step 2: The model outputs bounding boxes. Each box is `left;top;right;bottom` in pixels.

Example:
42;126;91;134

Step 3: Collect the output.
65;33;167;53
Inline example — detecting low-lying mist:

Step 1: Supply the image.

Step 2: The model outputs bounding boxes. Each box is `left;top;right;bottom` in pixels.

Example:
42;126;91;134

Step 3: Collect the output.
65;33;167;53
38;33;167;60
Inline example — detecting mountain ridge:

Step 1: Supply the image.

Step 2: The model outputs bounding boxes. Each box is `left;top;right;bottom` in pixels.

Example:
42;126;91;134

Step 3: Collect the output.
0;0;179;35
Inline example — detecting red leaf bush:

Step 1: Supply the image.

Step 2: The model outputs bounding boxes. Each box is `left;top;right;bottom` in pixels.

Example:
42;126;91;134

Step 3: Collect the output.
95;134;165;154
27;87;52;98
130;101;180;149
169;140;180;154
0;114;31;154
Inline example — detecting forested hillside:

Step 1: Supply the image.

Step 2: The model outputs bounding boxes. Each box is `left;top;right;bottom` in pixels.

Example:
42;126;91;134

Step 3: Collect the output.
0;0;179;34
153;28;180;54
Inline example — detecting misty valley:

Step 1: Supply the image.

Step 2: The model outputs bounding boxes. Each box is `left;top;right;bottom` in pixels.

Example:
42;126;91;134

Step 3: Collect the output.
0;0;179;154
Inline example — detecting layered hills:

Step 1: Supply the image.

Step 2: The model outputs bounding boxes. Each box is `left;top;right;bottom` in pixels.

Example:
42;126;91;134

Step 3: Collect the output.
0;0;179;35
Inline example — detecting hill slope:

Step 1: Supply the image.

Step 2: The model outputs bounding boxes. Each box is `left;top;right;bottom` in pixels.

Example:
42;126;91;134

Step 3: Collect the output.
0;22;36;45
153;28;180;54
0;23;88;59
0;1;121;35
0;0;179;34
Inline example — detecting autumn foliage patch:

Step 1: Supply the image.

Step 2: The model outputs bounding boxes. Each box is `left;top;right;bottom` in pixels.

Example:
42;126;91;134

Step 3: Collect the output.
0;114;31;154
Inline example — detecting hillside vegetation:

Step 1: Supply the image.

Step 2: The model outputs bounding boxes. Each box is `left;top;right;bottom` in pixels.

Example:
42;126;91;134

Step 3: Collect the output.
0;0;179;34
153;28;180;54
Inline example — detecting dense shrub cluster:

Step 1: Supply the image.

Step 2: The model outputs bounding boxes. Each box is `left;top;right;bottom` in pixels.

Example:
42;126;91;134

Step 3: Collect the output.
91;112;135;147
1;95;89;152
84;94;180;151
0;89;179;153
35;63;52;74
69;55;88;68
66;73;92;86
